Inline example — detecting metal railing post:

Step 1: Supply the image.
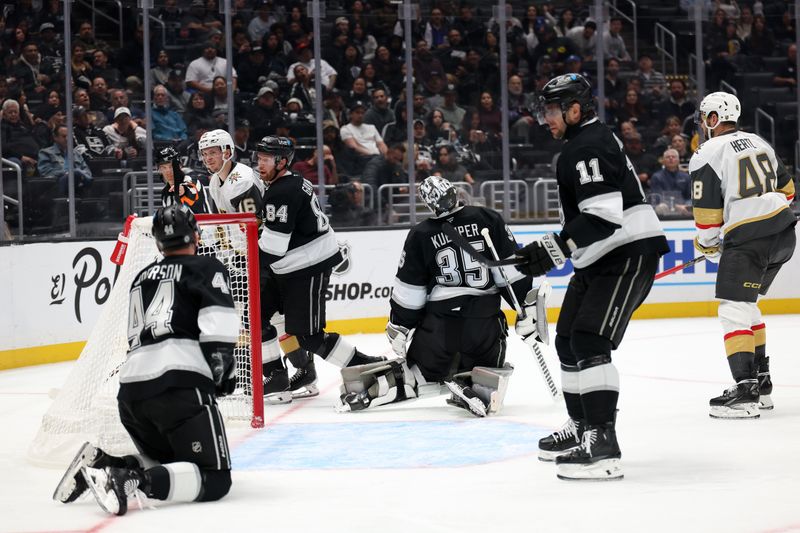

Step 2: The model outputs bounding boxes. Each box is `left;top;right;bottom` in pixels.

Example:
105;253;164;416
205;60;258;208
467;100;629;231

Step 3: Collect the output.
64;0;76;237
141;0;155;212
402;0;416;225
497;1;511;222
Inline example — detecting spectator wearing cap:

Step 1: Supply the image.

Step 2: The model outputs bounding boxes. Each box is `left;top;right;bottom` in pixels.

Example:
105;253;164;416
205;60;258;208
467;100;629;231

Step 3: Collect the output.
0;99;40;171
412;39;447;96
287;41;338;91
635;54;666;101
247;86;282;139
334;16;350;37
38;124;93;195
73;105;120;159
103;107;146;159
531;22;579;75
564;55;590;80
604;17;631;62
340;100;387;173
185;42;238;94
237;44;270;94
364;87;394;137
566;20;597;61
248;0;278;42
181;0;222;43
166;69;191;113
152;84;188;142
36;22;63;61
437;83;466;132
285;97;314;127
91;49;120;89
12;41;55;97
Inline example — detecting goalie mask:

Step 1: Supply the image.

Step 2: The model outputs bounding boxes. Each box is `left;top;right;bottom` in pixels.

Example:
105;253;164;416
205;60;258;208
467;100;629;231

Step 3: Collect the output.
152;204;199;252
419;175;458;216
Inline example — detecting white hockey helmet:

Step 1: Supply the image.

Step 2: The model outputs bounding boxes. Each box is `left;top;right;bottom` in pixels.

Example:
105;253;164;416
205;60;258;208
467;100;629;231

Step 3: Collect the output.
698;91;741;128
198;129;235;163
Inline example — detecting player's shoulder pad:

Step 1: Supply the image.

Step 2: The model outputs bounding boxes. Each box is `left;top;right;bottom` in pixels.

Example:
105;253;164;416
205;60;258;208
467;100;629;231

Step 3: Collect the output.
226;163;261;192
688;137;721;174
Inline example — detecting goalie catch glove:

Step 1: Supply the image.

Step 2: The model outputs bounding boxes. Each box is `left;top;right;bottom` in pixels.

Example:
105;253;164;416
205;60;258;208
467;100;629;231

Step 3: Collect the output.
209;349;237;396
515;281;551;346
514;233;573;277
386;322;411;358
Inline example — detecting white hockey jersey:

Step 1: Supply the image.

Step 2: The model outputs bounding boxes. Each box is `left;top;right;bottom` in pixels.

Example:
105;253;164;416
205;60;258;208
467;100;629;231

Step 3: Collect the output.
207;161;265;215
689;130;795;247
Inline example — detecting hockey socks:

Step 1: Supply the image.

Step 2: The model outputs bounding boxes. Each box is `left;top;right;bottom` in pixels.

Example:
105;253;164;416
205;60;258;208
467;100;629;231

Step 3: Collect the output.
576;357;620;426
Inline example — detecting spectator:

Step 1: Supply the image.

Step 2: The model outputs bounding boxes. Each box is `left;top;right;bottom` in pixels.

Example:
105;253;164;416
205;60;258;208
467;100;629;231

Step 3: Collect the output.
184;92;215;137
360;62;390;97
0;99;39;171
566;20;597;61
165;69;191;113
158;0;183;26
745;14;775;56
233;118;255;165
288;64;315;110
335;44;364;92
287;41;338;91
73;105;121;159
438;83;466;132
653;116;683;153
285;97;314;126
88;77;110;113
185;42;237;95
102;107;146;159
107;88;144;127
323;88;347;128
715;0;740;20
670;133;692;167
117;25;147;79
616;88;651;131
636;54;666;101
73;88;105;129
340;100;387;173
657;79;695;124
261;32;290;77
604;17;631;61
323;119;356;176
649;148;691;216
433;144;473;184
556;8;577;37
372;0;400;37
413;39;447;96
531;22;579;74
437;28;467;75
248;0;278;42
364;87;394;136
152;84;188;142
623;131;659;191
74;21;109;56
773;43;797;87
237;44;269;94
411;91;430;120
38;124;93;194
774;10;796;42
92;49;121;89
351;22;378;63
564;54;589;79
477;91;502;139
247;86;282;139
292;145;338;185
349;0;371;35
508;74;535;141
373;46;402;96
423;7;450;49
452;5;486;47
31;108;65;148
36;23;63;61
11;41;54;97
209;76;231;121
362;143;408;207
346;77;371;111
70;42;93;89
426;109;452;144
151;49;173;86
33;89;63;121
736;5;754;40
328;181;375;227
181;0;222;42
461;107;496;155
412;118;429;146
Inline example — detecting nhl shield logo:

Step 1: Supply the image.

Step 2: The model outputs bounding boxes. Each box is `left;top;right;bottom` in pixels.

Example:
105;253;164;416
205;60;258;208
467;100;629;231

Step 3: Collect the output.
192;441;202;453
332;241;351;276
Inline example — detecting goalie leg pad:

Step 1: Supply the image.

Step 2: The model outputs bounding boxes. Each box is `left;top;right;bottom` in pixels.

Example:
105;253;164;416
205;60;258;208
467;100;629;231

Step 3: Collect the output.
337;359;417;412
471;363;515;415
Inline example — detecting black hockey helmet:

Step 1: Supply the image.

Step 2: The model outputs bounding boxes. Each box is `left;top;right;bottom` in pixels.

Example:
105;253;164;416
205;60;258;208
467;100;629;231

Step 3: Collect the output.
152;204;199;252
419;175;458;216
256;135;295;167
156;146;180;166
538;73;595;118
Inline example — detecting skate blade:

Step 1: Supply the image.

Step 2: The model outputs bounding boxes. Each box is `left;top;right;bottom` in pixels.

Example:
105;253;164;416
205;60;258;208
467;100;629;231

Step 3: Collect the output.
709;403;760;419
264;391;293;405
81;467;122;515
53;441;96;502
291;384;320;398
444;381;487;417
759;395;773;410
556;458;624;481
538;446;580;462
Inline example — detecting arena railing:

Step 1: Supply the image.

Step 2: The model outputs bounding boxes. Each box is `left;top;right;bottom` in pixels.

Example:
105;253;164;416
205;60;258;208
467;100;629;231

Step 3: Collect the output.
1;159;23;240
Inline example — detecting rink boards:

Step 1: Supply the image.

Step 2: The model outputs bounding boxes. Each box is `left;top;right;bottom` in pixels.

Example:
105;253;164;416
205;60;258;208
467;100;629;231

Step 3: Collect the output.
1;220;798;369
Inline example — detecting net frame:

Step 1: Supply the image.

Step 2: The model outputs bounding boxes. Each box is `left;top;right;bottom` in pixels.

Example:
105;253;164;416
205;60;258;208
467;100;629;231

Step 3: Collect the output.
28;213;264;468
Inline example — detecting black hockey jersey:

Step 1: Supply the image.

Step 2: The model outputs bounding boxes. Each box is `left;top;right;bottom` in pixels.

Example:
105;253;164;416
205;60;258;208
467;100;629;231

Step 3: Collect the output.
118;255;240;401
160;177;211;214
390;205;531;329
258;171;342;278
556;118;669;270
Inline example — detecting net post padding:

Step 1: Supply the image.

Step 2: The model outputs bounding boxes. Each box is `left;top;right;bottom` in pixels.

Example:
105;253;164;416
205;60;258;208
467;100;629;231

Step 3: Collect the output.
28;214;264;468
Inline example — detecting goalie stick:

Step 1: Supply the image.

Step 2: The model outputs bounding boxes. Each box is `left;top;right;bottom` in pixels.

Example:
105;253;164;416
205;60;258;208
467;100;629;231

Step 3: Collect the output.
478;228;561;401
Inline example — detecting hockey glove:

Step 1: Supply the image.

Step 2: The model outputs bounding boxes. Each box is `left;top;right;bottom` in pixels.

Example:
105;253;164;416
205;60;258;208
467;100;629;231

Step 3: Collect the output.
210;349;237;397
515;281;551;346
386;322;411;358
693;236;721;263
514;233;571;277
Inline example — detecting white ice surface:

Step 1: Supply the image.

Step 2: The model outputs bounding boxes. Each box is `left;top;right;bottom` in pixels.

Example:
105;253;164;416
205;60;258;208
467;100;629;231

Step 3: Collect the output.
1;316;800;533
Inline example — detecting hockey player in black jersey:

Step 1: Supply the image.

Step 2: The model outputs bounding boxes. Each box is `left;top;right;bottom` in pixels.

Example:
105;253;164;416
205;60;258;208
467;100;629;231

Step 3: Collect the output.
514;74;669;480
53;205;237;515
255;136;383;403
337;176;547;417
157;146;211;213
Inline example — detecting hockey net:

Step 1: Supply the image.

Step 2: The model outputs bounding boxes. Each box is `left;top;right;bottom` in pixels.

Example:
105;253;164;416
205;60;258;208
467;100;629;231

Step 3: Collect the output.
28;214;264;468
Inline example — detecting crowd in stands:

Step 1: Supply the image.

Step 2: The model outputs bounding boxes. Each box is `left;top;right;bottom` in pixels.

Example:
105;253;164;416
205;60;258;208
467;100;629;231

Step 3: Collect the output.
0;0;797;235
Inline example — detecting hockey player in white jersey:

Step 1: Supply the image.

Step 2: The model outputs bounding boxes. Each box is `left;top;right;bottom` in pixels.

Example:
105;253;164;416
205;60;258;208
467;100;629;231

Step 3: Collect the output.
199;129;264;215
690;92;796;419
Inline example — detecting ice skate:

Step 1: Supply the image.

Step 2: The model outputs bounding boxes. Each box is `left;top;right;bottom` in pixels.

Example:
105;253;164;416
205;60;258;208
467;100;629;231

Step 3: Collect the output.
538;418;586;462
82;466;147;516
709;379;760;419
263;367;293;404
53;442;108;503
758;357;773;410
555;423;623;481
286;350;319;398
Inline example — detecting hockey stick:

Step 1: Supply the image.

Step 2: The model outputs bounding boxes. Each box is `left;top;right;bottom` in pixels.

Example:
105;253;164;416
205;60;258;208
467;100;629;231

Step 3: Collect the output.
654;256;706;280
441;223;527;266
479;228;561;401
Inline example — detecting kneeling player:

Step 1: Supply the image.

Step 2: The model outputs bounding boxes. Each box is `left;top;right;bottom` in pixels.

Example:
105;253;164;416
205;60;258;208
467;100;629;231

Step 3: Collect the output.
54;205;237;515
337;176;544;417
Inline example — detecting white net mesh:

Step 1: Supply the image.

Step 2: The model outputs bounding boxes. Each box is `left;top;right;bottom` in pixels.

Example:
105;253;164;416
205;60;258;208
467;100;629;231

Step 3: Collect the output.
28;216;261;468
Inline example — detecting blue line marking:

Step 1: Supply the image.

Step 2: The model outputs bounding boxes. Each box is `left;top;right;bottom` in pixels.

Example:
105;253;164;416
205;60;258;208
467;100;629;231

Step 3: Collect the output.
232;420;547;470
